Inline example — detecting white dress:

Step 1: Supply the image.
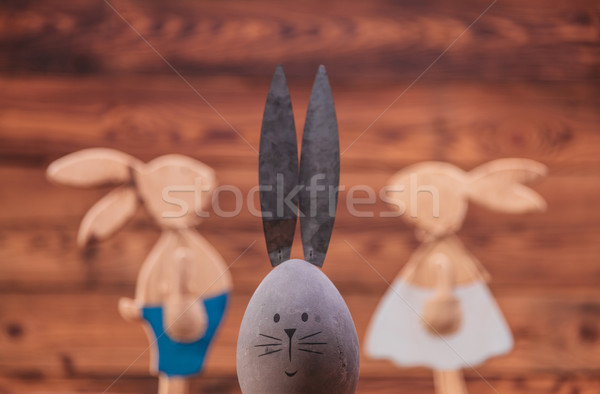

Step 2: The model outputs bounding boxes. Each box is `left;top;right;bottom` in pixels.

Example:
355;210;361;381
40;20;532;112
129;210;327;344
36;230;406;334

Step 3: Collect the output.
365;278;513;370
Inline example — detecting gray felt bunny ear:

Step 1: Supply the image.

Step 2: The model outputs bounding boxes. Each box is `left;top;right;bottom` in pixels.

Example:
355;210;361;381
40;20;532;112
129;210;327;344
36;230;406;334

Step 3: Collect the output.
259;65;299;267
259;65;339;268
298;65;340;267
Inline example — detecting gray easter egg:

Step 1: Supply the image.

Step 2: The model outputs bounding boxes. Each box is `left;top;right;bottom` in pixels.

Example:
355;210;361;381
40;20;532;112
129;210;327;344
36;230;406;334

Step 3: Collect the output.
237;259;360;394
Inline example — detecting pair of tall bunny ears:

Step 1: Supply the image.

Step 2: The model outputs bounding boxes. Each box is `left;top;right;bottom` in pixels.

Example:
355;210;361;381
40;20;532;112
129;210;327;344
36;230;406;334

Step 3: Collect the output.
47;149;216;247
259;65;340;268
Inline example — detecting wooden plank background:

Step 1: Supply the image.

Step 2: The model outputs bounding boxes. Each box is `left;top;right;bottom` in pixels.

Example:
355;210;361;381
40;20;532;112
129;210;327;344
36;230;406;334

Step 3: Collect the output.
0;0;599;392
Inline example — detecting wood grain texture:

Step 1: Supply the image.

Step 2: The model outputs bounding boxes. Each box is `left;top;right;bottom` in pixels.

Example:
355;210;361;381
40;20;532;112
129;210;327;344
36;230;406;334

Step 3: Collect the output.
1;165;598;292
3;375;600;394
0;0;599;81
1;78;599;169
0;0;599;392
1;289;599;376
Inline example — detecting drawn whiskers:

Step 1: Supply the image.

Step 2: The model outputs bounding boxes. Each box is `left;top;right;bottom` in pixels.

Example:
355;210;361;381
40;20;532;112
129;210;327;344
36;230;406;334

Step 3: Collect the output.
298;331;322;340
298;348;323;355
258;348;282;357
259;333;282;341
257;333;283;357
296;331;326;356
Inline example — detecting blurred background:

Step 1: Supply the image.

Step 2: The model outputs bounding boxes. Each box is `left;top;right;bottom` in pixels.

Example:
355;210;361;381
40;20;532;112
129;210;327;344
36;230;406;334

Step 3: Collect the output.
1;0;599;392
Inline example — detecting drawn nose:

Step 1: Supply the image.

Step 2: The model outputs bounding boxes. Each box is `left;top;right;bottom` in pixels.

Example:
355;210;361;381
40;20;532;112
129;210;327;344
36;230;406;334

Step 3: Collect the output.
284;328;296;339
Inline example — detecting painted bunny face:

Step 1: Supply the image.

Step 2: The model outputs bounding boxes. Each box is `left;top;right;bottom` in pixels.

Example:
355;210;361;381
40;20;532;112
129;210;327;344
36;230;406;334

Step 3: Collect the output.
237;260;359;394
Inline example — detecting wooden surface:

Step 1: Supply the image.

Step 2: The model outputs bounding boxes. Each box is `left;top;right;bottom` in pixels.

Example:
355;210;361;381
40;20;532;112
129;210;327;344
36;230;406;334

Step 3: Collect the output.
1;0;599;392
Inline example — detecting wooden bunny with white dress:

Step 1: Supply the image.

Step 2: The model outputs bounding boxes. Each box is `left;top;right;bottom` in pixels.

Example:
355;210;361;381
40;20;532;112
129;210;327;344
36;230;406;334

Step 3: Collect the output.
365;158;547;394
47;149;231;394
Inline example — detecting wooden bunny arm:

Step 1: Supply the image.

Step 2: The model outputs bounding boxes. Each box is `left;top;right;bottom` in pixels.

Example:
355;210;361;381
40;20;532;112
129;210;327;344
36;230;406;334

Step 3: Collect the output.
467;158;547;214
445;236;491;284
433;370;468;394
163;250;209;342
179;229;232;296
47;148;143;188
430;253;454;296
169;248;191;294
134;230;180;305
421;252;463;336
77;185;139;247
118;297;142;322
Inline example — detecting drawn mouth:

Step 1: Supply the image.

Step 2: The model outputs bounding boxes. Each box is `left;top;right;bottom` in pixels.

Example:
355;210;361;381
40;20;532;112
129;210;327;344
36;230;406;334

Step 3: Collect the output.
285;370;298;377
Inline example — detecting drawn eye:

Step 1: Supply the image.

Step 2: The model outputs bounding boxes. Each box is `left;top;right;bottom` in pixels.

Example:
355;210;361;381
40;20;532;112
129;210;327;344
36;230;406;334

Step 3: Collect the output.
273;313;280;323
301;312;308;322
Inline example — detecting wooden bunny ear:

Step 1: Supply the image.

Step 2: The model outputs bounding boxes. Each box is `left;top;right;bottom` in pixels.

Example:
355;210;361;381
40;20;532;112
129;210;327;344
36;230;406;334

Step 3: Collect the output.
466;158;547;214
47;148;142;187
298;65;339;267
259;65;299;267
77;185;139;247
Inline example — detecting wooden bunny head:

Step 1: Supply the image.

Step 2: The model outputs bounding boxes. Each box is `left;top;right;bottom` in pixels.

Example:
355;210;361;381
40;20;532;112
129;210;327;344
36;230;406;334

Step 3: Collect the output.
386;159;547;241
136;154;216;229
47;149;217;245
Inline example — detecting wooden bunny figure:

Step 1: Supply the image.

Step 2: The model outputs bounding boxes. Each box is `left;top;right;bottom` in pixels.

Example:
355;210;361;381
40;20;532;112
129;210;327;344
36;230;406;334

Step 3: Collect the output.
365;159;547;394
47;149;232;394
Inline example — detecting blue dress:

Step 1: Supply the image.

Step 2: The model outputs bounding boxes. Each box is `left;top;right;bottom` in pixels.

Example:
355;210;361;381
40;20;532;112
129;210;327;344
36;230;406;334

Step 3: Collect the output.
141;292;229;377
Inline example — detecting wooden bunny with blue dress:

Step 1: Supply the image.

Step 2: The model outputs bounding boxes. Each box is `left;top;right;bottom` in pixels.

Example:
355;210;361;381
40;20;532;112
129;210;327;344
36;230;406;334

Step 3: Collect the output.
47;150;231;394
236;65;360;393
